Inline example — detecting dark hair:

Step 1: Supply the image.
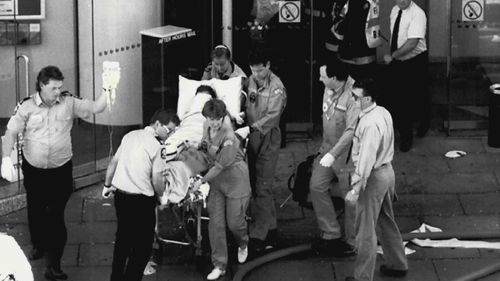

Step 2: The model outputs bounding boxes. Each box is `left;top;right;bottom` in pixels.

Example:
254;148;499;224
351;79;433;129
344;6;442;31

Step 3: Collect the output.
324;60;349;81
248;47;270;66
211;45;231;60
202;99;227;120
36;66;64;92
149;108;180;126
353;78;378;102
195;85;217;99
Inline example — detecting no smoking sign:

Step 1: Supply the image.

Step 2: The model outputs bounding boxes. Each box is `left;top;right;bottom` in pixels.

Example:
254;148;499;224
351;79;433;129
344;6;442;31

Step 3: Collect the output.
279;1;301;23
462;0;484;22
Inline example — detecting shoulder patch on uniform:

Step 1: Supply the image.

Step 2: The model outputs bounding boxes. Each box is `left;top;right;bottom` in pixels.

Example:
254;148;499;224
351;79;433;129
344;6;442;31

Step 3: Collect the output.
20;96;31;104
273;88;284;95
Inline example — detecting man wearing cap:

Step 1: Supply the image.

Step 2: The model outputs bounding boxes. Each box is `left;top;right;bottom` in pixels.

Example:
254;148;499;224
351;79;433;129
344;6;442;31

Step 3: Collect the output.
103;109;179;281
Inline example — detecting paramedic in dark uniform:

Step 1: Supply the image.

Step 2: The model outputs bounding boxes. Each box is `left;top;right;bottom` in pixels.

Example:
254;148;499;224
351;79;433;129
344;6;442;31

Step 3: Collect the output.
310;61;359;257
103;109;179;281
345;78;408;281
201;45;247;81
0;66;111;280
384;0;428;152
193;99;251;280
236;48;287;253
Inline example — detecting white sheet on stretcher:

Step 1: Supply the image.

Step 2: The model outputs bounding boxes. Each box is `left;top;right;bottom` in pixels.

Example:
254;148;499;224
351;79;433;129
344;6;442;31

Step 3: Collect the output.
167;111;205;148
159;161;192;205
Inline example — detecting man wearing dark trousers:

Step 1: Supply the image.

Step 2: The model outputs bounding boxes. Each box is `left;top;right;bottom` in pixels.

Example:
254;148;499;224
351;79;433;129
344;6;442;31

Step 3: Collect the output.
104;109;179;281
384;0;429;152
1;65;112;280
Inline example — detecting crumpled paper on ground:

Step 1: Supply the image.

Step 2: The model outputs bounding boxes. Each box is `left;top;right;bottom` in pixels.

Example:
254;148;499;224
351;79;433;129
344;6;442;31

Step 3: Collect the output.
445;150;466;158
411;223;500;249
143;260;157;275
377;241;416;256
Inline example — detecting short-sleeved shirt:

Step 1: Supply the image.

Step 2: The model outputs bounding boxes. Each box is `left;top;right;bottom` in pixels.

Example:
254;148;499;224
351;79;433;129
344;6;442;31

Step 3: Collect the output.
111;126;162;196
390;1;427;61
246;71;287;135
7;92;96;169
201;61;247;81
199;121;250;198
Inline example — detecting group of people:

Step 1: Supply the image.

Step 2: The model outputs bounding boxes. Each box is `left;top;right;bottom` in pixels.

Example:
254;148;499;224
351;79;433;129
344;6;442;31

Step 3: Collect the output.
0;1;426;281
103;45;287;281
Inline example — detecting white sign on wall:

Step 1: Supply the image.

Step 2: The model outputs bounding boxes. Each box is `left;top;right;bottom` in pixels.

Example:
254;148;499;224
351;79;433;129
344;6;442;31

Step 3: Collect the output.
462;0;484;21
279;1;301;23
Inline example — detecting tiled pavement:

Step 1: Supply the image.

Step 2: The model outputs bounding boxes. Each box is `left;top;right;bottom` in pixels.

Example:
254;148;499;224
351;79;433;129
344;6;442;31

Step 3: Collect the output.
2;133;500;280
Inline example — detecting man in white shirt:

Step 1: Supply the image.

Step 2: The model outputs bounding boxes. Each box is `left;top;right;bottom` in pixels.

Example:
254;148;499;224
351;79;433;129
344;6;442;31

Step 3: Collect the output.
384;0;429;152
345;79;408;281
103;109;179;281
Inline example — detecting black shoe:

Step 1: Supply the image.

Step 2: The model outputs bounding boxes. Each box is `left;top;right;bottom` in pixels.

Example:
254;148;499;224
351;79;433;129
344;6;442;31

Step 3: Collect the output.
265;229;278;249
311;238;355;257
380;265;407;277
28;247;44;260
44;267;68;280
345;277;356;281
249;238;266;255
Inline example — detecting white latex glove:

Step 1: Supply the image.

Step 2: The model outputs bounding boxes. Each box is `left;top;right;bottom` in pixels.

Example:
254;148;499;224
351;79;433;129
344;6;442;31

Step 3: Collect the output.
102;185;117;198
383;54;393;64
1;157;15;182
345;189;359;204
319;153;335;167
234;114;244;125
235;126;250;139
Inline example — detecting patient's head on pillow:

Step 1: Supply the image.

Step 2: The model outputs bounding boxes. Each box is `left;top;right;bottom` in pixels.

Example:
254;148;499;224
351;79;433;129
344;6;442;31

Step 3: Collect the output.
195;85;217;98
189;85;217;114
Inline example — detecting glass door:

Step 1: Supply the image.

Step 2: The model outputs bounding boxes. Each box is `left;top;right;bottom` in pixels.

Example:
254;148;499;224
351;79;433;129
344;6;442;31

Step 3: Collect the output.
0;7;22;197
448;0;500;131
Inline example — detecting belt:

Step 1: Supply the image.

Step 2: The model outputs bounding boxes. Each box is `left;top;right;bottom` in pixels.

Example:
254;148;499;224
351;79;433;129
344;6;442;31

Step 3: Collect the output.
340;55;376;65
115;189;145;196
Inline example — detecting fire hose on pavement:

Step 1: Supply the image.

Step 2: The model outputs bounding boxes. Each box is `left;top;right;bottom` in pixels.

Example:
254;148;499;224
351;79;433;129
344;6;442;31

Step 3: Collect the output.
232;231;500;281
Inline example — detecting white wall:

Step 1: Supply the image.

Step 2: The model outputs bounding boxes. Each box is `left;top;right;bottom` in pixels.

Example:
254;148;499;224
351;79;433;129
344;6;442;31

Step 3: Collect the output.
78;0;162;126
0;0;76;118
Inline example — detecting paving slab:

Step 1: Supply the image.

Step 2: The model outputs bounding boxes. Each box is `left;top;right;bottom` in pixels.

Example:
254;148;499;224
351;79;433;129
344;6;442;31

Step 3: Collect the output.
245;259;334;281
82;197;116;222
78;243;114;266
433;258;500;281
32;266;112;281
407;246;480;260
459;193;500;215
410;137;486;155
0;207;28;224
403;172;499;194
22;244;79;268
447;153;500;173
0;223;30;245
423;215;500;232
393;154;450;175
393;194;463;216
67;221;117;244
333;259;438;281
65;196;84;223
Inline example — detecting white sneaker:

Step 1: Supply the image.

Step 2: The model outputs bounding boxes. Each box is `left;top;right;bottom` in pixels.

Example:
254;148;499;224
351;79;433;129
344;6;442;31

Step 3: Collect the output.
207;267;225;280
238;245;248;263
